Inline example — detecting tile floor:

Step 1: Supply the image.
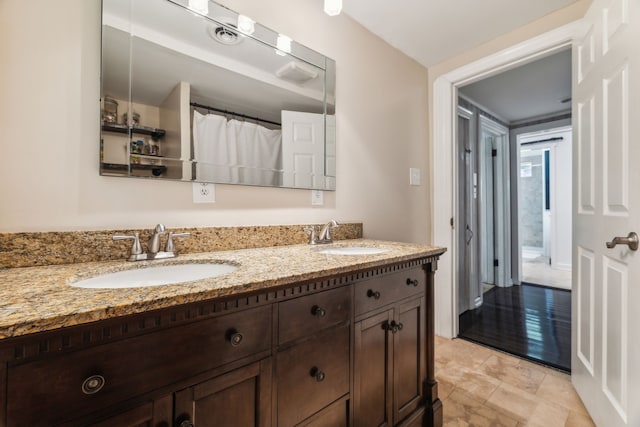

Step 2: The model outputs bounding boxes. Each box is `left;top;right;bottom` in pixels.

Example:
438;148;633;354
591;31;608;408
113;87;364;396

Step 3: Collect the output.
521;255;571;290
435;336;595;426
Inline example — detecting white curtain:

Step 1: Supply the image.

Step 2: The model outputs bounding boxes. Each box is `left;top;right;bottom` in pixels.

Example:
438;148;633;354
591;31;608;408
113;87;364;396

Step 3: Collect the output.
192;110;237;181
227;119;282;186
192;110;282;185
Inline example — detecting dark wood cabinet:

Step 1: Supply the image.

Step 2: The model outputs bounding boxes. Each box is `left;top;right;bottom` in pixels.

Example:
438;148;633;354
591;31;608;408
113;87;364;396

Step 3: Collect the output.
81;395;172;427
354;268;426;427
175;358;272;427
354;309;394;427
0;258;442;427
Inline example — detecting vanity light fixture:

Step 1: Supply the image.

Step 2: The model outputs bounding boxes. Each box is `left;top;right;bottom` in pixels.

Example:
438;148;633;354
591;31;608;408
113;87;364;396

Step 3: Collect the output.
188;0;209;15
276;34;292;56
237;14;255;35
324;0;342;16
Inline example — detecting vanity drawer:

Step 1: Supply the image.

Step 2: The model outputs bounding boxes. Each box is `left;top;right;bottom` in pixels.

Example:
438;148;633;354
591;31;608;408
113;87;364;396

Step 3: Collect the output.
354;267;424;316
278;286;351;345
6;305;272;426
277;324;350;426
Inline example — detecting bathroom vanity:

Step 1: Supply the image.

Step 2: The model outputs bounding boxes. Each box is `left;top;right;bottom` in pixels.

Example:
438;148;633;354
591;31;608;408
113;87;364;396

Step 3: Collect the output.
0;240;445;426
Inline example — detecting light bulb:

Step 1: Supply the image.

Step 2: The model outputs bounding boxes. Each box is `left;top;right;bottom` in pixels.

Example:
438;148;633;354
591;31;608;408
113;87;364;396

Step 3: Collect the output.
237;15;255;35
276;34;292;56
188;0;208;15
324;0;342;16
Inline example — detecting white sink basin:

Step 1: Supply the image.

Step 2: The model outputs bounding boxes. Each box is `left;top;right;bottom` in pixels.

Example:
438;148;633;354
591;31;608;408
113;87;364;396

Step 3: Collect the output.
71;263;238;289
315;247;390;256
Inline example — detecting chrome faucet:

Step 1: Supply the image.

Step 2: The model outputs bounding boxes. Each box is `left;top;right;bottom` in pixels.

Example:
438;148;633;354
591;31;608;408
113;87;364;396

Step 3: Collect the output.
147;223;166;256
113;224;190;261
304;220;339;245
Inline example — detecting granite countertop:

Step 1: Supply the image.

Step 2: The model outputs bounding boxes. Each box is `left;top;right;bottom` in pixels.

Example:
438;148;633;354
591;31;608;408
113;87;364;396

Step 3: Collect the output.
0;239;446;340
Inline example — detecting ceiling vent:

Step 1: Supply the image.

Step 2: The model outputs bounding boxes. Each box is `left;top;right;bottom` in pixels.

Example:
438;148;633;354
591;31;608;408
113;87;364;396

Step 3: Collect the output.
208;17;243;45
275;61;318;84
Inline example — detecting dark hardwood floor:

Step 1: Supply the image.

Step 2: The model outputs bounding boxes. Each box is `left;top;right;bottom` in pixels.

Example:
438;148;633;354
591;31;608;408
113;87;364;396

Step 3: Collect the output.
458;283;571;372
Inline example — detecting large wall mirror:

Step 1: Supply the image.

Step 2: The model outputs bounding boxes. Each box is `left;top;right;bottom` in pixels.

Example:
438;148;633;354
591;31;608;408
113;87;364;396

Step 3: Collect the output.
101;0;336;190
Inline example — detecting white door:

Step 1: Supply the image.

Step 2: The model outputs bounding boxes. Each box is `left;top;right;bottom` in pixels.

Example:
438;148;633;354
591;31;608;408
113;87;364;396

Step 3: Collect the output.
281;111;325;189
572;0;640;425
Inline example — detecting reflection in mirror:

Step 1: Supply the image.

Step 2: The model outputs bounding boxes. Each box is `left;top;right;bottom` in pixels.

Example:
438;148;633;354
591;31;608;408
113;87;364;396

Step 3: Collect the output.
101;0;336;190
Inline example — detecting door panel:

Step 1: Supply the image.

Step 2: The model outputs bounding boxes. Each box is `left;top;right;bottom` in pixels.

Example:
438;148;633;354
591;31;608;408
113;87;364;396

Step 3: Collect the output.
572;0;640;425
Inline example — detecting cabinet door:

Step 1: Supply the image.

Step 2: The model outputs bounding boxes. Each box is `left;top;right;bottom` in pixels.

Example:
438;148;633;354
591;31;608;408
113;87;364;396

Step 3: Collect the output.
354;310;393;427
393;296;425;424
175;358;272;427
80;395;172;427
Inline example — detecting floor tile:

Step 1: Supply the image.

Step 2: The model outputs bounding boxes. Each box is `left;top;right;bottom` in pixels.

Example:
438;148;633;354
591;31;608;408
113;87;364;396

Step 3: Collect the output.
443;389;519;427
435;337;595;426
565;410;596;426
438;361;501;403
485;382;538;422
536;374;588;414
479;355;546;394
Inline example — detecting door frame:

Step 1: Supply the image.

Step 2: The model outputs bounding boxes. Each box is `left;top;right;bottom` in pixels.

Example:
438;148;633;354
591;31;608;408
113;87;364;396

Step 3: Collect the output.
431;20;586;338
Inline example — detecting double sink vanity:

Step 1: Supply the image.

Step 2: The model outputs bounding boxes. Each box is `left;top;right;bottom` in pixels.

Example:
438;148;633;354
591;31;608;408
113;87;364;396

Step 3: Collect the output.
0;224;445;427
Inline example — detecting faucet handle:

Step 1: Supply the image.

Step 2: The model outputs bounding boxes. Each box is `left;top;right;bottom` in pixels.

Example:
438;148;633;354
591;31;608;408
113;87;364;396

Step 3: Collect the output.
303;226;318;245
113;232;142;255
166;232;190;252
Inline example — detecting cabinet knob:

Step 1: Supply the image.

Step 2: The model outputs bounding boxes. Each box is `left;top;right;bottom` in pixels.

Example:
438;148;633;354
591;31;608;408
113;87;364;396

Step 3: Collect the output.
390;320;403;333
311;305;327;317
81;374;105;395
367;289;381;300
383;320;403;334
310;366;326;382
226;329;244;346
406;278;419;287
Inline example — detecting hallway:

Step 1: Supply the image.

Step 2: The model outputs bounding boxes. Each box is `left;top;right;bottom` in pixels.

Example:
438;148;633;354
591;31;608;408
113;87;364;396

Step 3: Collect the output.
458;284;571;371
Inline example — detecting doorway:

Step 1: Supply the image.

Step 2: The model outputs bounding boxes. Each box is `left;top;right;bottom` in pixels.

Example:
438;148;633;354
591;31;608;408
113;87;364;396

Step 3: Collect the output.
454;51;573;371
456;101;511;316
517;127;573;290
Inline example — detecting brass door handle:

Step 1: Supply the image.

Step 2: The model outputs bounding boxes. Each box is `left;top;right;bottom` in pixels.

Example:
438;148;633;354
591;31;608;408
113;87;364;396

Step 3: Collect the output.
606;232;639;251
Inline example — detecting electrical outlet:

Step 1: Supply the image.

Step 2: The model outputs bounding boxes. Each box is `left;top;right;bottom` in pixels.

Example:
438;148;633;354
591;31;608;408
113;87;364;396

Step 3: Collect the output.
193;182;215;203
311;190;324;206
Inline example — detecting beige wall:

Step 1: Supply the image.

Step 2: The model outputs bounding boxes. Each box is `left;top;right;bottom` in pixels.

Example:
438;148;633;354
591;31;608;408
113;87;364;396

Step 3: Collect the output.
425;0;590;240
0;0;430;243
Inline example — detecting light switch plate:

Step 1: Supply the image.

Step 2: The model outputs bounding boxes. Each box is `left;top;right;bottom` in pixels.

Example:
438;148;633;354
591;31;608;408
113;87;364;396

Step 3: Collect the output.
409;168;421;186
193;182;215;203
311;190;324;206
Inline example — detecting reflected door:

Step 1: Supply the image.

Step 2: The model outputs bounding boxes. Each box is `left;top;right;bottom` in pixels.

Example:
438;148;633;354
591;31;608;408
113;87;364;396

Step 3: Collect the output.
281;111;325;189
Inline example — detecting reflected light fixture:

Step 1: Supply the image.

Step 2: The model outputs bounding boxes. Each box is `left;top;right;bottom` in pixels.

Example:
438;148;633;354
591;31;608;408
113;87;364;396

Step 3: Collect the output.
188;0;209;15
324;0;342;16
237;14;255;35
276;34;292;56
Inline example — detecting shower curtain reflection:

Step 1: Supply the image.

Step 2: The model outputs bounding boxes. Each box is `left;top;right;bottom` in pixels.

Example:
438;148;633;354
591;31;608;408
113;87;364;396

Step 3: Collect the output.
192;110;283;186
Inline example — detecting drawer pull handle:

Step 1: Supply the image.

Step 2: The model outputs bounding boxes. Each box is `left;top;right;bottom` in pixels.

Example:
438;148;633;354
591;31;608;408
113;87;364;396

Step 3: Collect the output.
227;329;244;346
310;366;326;382
81;375;105;395
311;305;327;317
367;289;381;300
406;278;419;287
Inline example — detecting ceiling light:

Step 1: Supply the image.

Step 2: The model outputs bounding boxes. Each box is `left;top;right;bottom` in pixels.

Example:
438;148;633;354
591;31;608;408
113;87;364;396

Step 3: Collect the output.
237;15;255;35
276;34;292;56
324;0;342;16
188;0;209;15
